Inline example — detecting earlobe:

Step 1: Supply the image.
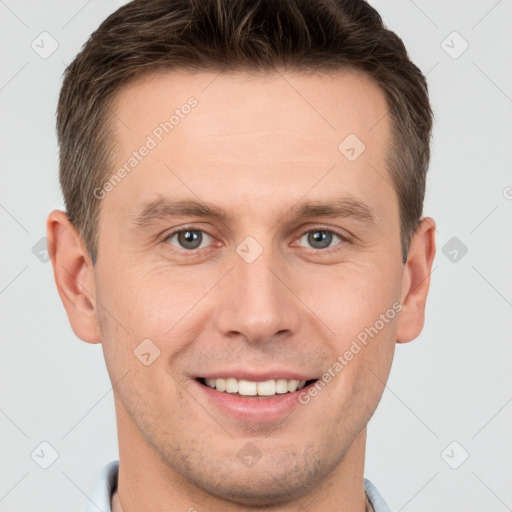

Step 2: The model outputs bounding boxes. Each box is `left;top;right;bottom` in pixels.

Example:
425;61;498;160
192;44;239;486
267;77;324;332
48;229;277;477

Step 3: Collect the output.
396;217;436;344
46;210;101;344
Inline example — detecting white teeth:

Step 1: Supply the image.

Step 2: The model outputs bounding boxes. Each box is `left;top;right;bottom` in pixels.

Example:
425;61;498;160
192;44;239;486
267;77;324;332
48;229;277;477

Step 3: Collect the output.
238;379;258;396
287;379;299;392
257;380;276;396
225;378;238;393
275;379;289;394
203;377;310;396
216;378;226;392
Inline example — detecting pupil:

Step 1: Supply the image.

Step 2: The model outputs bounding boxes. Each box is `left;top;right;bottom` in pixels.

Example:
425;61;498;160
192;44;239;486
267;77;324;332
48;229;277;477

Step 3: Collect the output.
309;230;331;249
179;230;201;249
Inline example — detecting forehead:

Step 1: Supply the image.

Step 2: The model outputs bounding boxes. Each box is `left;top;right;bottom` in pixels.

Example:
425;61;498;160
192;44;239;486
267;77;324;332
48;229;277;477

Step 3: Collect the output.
104;69;394;224
111;68;390;162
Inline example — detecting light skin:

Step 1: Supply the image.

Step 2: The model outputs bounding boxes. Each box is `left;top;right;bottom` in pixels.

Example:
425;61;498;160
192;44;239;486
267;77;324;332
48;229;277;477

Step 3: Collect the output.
47;69;435;512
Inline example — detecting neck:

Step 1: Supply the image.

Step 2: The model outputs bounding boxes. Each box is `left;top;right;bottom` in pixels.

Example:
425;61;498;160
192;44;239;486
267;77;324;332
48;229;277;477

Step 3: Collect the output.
114;408;369;512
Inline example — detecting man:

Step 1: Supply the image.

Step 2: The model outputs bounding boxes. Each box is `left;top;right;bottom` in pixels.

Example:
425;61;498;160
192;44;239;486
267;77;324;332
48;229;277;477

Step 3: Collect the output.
47;0;435;510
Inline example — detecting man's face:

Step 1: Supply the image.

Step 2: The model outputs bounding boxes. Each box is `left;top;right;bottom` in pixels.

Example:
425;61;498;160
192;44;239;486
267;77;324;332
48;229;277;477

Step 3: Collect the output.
95;70;403;503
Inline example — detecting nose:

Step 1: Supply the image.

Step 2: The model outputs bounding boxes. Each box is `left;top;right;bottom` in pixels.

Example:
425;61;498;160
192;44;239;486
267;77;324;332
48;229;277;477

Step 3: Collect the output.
213;244;302;345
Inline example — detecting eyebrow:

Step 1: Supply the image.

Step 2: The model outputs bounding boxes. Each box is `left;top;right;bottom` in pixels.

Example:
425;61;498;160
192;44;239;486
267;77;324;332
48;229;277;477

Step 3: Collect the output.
130;194;376;228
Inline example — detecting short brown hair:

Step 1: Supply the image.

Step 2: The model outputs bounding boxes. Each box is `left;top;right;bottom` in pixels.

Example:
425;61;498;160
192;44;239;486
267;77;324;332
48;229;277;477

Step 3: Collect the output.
57;0;433;264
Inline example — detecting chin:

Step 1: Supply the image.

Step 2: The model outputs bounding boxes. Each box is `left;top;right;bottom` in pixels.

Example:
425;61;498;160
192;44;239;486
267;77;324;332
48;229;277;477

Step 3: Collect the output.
167;441;341;507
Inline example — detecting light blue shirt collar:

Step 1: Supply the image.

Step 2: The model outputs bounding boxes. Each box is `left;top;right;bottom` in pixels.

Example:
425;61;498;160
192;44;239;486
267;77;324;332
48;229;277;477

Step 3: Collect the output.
82;460;118;512
82;460;393;512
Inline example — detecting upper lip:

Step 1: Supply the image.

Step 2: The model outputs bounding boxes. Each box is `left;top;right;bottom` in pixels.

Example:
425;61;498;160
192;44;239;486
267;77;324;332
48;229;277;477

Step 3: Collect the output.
196;370;318;382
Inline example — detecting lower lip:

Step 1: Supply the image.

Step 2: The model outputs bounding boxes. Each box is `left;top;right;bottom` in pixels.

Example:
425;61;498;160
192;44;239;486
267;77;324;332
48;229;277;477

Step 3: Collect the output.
193;379;314;423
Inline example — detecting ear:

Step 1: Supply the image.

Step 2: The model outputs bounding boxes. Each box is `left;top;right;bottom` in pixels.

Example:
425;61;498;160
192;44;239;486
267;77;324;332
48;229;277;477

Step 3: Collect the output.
396;217;436;344
46;210;101;344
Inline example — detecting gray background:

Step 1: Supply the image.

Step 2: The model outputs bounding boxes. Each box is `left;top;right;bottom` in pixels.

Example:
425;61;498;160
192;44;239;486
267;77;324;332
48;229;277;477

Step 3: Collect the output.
1;1;511;511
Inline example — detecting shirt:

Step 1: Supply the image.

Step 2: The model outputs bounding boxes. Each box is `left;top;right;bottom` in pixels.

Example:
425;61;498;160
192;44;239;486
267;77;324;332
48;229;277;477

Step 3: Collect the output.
82;460;394;512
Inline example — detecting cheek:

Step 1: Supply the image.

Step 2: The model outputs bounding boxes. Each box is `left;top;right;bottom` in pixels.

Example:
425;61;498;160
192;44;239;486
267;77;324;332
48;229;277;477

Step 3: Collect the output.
293;261;401;340
99;261;184;327
96;245;402;365
96;262;221;365
294;262;400;401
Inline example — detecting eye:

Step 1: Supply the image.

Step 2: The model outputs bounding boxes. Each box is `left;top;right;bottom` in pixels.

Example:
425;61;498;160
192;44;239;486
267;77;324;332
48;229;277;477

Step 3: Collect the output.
162;226;346;255
165;229;214;251
297;229;345;251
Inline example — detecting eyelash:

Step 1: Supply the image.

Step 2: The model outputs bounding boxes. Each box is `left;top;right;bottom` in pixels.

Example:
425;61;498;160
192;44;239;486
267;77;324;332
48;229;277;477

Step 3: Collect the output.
162;225;348;256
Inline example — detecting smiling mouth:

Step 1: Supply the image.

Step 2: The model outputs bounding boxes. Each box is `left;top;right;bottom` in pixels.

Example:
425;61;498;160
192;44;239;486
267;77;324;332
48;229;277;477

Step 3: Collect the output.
197;377;318;397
